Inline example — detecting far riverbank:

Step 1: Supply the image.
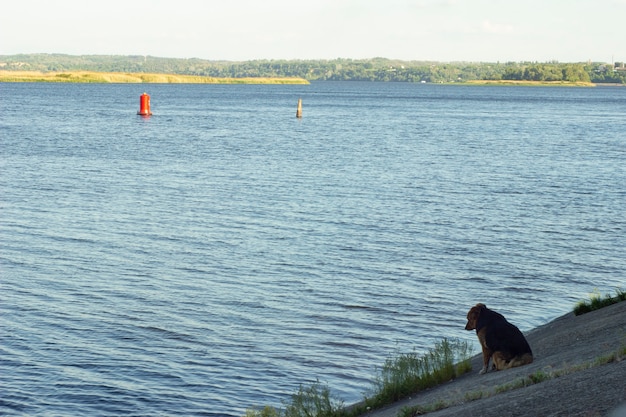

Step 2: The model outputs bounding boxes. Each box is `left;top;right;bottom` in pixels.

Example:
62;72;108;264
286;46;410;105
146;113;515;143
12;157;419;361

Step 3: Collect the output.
0;70;309;84
463;79;596;87
1;71;615;86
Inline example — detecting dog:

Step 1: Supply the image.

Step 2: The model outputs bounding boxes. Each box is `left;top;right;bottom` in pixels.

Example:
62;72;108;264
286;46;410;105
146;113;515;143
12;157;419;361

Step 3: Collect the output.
465;303;533;374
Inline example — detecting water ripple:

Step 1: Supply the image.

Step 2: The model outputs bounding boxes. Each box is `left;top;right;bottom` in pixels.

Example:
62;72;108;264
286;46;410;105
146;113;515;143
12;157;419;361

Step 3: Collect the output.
1;82;625;415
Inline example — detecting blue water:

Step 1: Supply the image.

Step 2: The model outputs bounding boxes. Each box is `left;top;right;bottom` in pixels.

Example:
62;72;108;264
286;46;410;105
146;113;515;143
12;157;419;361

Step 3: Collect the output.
1;82;625;416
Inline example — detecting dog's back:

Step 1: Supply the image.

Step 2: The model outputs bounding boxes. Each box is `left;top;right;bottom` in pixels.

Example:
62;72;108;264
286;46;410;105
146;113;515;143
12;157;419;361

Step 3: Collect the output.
479;307;533;360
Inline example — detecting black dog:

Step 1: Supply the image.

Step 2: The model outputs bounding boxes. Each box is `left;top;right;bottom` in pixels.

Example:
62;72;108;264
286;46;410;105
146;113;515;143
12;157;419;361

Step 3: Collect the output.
465;303;533;374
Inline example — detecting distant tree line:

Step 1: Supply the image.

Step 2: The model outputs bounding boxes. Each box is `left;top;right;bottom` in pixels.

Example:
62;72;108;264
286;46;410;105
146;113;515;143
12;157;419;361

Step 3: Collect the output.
1;54;625;84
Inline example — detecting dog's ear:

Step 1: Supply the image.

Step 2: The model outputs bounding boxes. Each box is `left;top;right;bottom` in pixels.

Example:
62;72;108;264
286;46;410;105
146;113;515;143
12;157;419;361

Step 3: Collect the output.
476;303;486;309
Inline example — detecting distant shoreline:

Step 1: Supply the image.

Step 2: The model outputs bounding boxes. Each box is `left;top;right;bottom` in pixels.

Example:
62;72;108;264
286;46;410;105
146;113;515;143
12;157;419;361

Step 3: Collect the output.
0;70;309;85
462;79;596;87
3;54;624;84
1;71;610;87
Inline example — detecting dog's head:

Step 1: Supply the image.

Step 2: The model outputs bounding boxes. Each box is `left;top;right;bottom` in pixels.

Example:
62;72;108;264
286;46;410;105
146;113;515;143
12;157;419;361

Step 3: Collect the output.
465;303;487;330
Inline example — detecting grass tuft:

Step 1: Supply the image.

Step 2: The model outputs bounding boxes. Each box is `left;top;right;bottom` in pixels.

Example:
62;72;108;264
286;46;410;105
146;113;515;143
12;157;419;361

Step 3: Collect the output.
573;288;625;316
371;338;473;407
245;380;344;417
245;406;281;417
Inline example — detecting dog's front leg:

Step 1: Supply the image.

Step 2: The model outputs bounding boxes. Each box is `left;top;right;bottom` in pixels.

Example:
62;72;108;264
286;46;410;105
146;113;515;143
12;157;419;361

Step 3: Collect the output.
480;347;492;374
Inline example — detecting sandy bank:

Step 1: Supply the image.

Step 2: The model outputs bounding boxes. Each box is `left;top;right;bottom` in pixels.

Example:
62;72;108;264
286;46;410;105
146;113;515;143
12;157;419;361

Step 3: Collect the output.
0;70;309;84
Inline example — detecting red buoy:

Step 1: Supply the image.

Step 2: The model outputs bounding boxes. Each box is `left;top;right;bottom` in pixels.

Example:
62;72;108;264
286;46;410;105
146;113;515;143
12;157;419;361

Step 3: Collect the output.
137;92;152;116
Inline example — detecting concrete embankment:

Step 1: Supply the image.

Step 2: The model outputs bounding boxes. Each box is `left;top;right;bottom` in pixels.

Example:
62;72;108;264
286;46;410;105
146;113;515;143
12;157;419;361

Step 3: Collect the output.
357;301;626;417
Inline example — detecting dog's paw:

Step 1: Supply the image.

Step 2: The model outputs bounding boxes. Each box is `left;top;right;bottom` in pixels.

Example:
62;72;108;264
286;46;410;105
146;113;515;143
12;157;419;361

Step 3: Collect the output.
479;367;488;375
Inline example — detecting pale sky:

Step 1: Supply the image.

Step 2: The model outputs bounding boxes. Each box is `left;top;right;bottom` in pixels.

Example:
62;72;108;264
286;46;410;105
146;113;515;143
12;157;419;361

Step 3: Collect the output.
1;0;624;62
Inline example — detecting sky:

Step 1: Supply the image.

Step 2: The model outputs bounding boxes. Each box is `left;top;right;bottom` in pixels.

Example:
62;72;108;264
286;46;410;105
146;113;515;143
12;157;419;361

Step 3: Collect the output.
1;0;625;63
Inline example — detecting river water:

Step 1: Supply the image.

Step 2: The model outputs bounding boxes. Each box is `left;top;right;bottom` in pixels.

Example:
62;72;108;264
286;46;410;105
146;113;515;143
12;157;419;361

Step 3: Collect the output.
1;82;625;416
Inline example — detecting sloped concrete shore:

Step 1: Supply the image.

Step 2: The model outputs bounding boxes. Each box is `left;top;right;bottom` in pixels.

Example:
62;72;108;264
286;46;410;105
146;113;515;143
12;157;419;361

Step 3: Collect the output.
357;301;626;417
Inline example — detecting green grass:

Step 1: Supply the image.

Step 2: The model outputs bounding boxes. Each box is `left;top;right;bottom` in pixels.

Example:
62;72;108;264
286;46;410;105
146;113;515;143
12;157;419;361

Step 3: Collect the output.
492;369;551;394
283;381;345;417
245;338;473;417
370;339;472;406
573;288;626;316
